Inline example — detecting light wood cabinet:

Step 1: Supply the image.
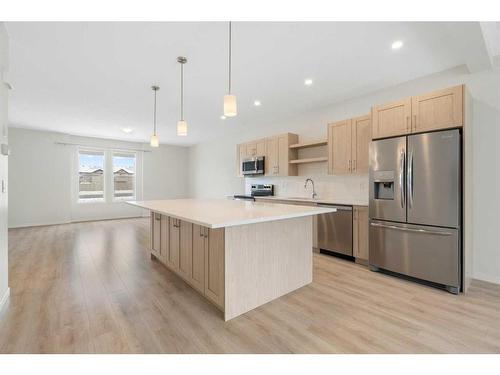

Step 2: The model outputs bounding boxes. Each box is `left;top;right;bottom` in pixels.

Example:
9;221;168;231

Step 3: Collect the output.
191;224;206;293
372;85;464;139
265;133;298;177
328;119;352;174
352;115;371;174
178;220;193;280
167;218;180;269
160;214;169;263
237;133;298;177
371;97;412;139
328;115;371;175
151;212;162;259
204;227;225;309
353;206;369;261
152;216;225;311
411;85;463;133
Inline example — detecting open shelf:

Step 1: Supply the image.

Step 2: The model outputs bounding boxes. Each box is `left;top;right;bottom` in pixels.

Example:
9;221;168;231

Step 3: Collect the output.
289;140;328;149
289;157;328;164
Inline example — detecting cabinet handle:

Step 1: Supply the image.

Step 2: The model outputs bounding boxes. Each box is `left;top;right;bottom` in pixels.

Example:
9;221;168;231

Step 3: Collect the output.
406;115;410;131
353;159;356;172
155;214;161;221
348;160;351;172
413;114;417;130
205;228;209;238
200;227;204;237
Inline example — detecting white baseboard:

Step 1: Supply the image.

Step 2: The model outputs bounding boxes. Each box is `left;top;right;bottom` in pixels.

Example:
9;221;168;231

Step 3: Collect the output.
0;287;10;312
472;273;500;286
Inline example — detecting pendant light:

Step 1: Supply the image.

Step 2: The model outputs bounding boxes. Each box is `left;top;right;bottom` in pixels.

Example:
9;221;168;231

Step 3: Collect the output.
223;21;237;117
177;56;188;136
150;85;160;147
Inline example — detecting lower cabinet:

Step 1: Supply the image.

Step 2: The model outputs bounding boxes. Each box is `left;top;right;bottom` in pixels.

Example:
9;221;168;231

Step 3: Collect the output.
151;212;162;259
353;206;369;262
150;213;225;311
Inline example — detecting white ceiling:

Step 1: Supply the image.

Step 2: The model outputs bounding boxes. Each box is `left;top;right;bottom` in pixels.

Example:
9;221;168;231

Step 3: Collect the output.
5;22;500;146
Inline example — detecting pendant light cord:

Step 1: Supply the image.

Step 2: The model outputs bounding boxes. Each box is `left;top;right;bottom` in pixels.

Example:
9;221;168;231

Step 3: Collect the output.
228;21;232;94
180;62;184;121
153;88;157;136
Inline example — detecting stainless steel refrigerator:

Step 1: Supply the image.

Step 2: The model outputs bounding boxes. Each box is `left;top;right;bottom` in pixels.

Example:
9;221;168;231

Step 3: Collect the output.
369;129;461;294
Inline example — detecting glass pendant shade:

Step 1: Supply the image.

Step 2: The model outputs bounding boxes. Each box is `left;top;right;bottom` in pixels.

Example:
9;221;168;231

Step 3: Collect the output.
150;134;159;147
223;94;237;117
177;120;187;136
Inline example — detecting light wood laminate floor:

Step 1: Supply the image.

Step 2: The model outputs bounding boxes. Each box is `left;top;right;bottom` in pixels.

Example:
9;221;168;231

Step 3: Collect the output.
1;218;500;353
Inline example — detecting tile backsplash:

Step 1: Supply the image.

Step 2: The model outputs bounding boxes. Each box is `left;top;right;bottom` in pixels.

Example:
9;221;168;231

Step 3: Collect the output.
245;173;369;203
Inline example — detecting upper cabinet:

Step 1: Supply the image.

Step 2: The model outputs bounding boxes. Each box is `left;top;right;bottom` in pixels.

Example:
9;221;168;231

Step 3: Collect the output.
352;115;371;174
236;133;298;177
372;85;464;140
371;98;412;139
265;133;298;177
411;85;463;133
328;114;371;175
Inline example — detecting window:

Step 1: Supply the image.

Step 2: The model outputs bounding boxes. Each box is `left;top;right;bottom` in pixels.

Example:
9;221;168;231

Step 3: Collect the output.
112;152;136;200
78;150;105;202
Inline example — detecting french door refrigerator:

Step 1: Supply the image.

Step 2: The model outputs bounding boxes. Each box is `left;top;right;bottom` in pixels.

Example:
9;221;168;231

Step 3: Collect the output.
369;129;461;294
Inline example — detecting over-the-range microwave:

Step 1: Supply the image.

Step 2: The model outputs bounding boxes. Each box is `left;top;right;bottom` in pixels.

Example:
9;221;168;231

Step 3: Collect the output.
242;156;265;176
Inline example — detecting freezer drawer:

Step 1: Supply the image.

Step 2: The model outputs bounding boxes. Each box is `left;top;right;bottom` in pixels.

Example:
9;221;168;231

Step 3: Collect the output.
369;220;460;289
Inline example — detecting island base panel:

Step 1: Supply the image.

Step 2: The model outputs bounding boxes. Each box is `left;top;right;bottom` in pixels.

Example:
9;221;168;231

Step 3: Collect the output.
224;216;313;321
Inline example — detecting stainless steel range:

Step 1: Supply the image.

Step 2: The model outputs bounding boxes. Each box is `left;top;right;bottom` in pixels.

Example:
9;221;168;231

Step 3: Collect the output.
369;129;462;294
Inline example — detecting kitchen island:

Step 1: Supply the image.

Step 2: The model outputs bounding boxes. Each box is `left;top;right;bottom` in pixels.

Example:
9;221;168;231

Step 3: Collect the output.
128;199;335;320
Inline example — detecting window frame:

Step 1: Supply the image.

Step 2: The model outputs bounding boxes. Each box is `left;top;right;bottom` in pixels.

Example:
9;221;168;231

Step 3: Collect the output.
111;151;137;202
77;148;106;204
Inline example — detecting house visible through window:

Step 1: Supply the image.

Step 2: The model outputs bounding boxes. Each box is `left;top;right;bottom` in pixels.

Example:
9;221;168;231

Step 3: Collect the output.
113;152;136;200
78;150;105;201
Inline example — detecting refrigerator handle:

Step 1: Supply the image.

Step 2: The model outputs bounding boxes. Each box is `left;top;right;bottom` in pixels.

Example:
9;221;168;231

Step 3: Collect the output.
408;149;414;208
399;149;405;208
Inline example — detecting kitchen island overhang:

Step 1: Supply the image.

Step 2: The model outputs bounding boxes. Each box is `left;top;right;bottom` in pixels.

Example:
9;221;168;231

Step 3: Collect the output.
128;199;336;320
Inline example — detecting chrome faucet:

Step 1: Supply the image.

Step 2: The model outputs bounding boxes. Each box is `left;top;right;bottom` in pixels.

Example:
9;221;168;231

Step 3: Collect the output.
304;178;317;199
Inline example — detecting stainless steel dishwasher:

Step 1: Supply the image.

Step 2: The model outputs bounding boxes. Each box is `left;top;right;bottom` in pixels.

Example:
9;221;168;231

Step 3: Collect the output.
317;204;353;256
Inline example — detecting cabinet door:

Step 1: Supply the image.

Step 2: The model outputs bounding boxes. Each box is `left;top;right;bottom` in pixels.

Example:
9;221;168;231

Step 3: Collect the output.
353;206;369;261
256;139;266;156
191;225;206;293
352;115;371;174
265;136;279;176
178;220;193;280
204;227;225;309
412;85;463;133
167;218;180;270
151;212;161;257
236;143;246;177
246;142;257;157
328;119;352;175
160;215;169;263
371;97;411;139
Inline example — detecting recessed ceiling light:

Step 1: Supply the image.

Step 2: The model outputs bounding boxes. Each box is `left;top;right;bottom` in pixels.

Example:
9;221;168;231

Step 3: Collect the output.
304;79;313;86
121;127;133;134
220;115;226;120
254;100;261;106
391;40;404;50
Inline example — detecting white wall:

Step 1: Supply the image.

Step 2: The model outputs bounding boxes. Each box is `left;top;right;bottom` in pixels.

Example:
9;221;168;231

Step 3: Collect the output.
188;64;500;285
0;23;10;307
8;127;190;227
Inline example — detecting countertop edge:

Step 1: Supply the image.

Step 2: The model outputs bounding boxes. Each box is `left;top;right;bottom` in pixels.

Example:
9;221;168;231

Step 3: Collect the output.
127;201;336;229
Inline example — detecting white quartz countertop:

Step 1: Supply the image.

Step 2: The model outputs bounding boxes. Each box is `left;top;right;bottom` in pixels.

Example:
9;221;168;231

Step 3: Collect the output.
254;196;369;207
127;198;336;229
